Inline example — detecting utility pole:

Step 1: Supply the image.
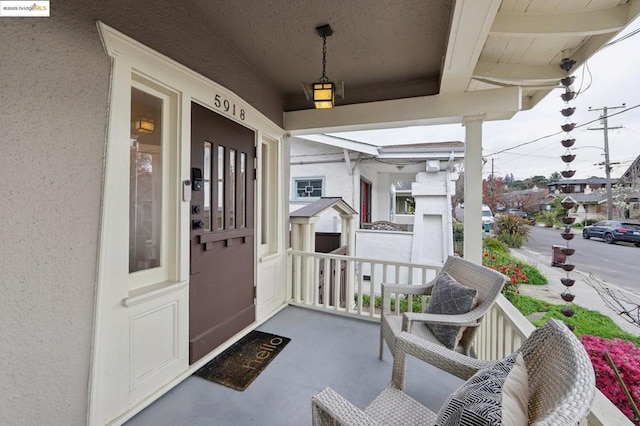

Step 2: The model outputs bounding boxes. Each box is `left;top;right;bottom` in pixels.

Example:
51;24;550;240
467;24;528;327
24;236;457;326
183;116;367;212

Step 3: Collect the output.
489;158;494;198
588;104;625;219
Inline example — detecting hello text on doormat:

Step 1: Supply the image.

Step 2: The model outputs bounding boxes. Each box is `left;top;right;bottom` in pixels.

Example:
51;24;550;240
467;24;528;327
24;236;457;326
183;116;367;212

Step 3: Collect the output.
194;330;291;391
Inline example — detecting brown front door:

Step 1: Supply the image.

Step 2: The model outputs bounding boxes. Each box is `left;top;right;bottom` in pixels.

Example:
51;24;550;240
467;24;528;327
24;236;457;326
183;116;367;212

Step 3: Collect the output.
189;102;255;364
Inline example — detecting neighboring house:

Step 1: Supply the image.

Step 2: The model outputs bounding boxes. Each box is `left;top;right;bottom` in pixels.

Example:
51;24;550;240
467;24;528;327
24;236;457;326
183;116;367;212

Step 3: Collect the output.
547;177;617;222
1;1;637;425
290;137;464;266
615;154;640;220
501;186;549;213
548;176;616;194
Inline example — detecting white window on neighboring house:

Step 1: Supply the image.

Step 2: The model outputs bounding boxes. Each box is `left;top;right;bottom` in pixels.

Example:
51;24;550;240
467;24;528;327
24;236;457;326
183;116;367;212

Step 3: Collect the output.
293;177;324;200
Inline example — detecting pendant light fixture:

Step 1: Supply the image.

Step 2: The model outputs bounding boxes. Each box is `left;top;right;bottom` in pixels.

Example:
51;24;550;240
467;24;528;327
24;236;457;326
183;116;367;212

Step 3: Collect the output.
303;24;344;109
134;90;155;134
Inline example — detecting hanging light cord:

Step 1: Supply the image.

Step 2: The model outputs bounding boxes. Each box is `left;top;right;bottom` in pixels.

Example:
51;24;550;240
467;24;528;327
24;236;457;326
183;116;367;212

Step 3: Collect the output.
320;34;328;82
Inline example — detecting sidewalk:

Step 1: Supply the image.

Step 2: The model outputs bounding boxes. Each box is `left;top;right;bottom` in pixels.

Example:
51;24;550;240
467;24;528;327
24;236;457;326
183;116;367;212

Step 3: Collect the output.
509;247;640;337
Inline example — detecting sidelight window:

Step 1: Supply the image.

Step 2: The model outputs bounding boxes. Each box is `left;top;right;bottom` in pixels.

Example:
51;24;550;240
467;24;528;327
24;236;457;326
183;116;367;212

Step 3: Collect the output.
129;87;163;273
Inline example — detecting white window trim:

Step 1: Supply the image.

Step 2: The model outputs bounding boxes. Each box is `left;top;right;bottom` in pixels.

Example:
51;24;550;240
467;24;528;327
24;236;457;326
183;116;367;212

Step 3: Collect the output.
292;176;325;201
259;136;279;256
128;79;178;290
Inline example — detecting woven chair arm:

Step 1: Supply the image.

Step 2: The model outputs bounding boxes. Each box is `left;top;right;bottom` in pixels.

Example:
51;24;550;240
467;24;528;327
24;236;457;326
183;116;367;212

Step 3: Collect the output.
392;332;490;385
381;282;433;296
381;283;435;314
402;308;483;331
312;387;378;426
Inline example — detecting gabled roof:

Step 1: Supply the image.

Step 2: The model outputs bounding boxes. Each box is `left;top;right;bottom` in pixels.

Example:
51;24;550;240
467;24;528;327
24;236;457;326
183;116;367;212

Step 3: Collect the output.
295;135;465;160
617;154;640;185
548;177;617;186
290;197;357;218
547;192;606;204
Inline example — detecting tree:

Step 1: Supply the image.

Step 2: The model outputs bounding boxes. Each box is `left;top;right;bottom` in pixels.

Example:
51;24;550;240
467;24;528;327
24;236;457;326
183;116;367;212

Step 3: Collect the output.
483;176;504;211
452;171;465;219
549;171;561;182
504;173;515;186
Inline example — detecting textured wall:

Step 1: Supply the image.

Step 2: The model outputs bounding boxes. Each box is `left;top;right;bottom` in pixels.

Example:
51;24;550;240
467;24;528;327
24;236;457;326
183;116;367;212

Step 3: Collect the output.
0;14;110;426
0;1;286;424
93;0;285;126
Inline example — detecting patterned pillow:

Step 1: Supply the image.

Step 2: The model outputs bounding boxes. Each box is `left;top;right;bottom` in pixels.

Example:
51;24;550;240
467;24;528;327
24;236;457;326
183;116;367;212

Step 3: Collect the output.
436;352;529;426
424;272;478;349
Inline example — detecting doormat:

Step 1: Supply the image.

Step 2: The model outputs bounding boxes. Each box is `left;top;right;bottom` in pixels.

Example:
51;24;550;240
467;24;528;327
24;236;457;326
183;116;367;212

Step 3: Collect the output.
194;330;291;391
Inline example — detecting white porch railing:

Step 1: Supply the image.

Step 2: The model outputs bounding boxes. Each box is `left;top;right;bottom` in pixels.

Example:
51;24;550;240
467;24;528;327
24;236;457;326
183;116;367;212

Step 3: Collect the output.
287;249;440;319
286;249;633;425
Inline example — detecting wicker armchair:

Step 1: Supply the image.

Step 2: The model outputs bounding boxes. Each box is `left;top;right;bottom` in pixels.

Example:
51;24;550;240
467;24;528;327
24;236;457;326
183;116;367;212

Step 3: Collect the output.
380;255;505;360
312;319;596;425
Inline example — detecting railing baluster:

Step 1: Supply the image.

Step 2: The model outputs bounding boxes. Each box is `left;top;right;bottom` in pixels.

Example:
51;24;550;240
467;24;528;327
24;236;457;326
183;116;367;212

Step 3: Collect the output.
336;258;340;310
293;254;301;303
356;259;363;315
369;262;376;318
313;256;321;307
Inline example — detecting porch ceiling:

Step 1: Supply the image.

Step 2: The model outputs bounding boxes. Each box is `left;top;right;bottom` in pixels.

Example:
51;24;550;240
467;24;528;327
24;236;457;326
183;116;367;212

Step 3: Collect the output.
94;0;638;131
191;0;638;113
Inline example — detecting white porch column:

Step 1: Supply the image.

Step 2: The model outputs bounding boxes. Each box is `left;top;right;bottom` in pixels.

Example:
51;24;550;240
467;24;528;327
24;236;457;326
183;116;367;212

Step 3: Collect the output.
341;215;356;309
410;166;451;266
290;217;317;304
463;115;485;265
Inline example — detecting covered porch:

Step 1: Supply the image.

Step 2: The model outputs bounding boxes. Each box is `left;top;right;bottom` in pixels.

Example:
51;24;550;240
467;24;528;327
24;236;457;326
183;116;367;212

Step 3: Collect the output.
126;305;463;425
3;1;640;425
127;252;630;425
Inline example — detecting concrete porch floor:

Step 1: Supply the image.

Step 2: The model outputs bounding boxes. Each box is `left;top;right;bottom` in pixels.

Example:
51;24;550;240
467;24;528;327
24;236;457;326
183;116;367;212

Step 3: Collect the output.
126;306;464;425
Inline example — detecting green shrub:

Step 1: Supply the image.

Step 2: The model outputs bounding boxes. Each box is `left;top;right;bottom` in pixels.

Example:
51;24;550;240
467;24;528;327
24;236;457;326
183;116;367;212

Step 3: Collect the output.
518;263;547;284
452;222;464;242
497;233;523;248
482;249;548;286
355;293;425;313
493;214;530;248
510;295;640;346
507;293;550;314
482;237;508;254
540;210;556;227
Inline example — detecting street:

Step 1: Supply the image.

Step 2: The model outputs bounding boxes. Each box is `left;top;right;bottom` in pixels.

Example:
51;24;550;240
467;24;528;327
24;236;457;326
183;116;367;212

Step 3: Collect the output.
521;225;639;295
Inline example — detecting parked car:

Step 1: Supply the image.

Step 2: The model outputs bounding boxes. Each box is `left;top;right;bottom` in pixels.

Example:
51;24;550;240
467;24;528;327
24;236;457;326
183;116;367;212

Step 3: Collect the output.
508;209;528;218
505;209;537;225
482;205;494;229
582;220;640;246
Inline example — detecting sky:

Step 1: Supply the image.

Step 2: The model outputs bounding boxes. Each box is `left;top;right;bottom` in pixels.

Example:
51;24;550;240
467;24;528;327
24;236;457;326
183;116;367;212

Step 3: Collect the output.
329;16;640;182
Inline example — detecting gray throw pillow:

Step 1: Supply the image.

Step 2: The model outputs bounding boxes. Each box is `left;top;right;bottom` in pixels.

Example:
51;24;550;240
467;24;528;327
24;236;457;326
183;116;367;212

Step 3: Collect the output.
424;272;477;349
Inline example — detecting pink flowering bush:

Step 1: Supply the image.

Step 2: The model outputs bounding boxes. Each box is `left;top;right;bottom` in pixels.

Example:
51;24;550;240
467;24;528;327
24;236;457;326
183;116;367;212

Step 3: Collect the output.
580;335;640;424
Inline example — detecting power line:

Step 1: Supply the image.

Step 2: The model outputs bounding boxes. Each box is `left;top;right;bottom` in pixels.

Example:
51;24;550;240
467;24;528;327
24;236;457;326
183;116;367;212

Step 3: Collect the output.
486;103;640;157
603;28;640;48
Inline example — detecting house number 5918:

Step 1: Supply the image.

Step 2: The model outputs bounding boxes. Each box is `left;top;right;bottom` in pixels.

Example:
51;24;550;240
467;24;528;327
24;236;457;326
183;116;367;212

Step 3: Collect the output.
214;94;245;120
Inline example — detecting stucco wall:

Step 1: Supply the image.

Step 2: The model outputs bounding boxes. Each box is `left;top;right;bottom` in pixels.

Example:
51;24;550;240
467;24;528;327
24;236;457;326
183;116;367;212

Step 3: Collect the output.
0;3;286;424
92;0;284;126
0;15;110;425
290;139;358;232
